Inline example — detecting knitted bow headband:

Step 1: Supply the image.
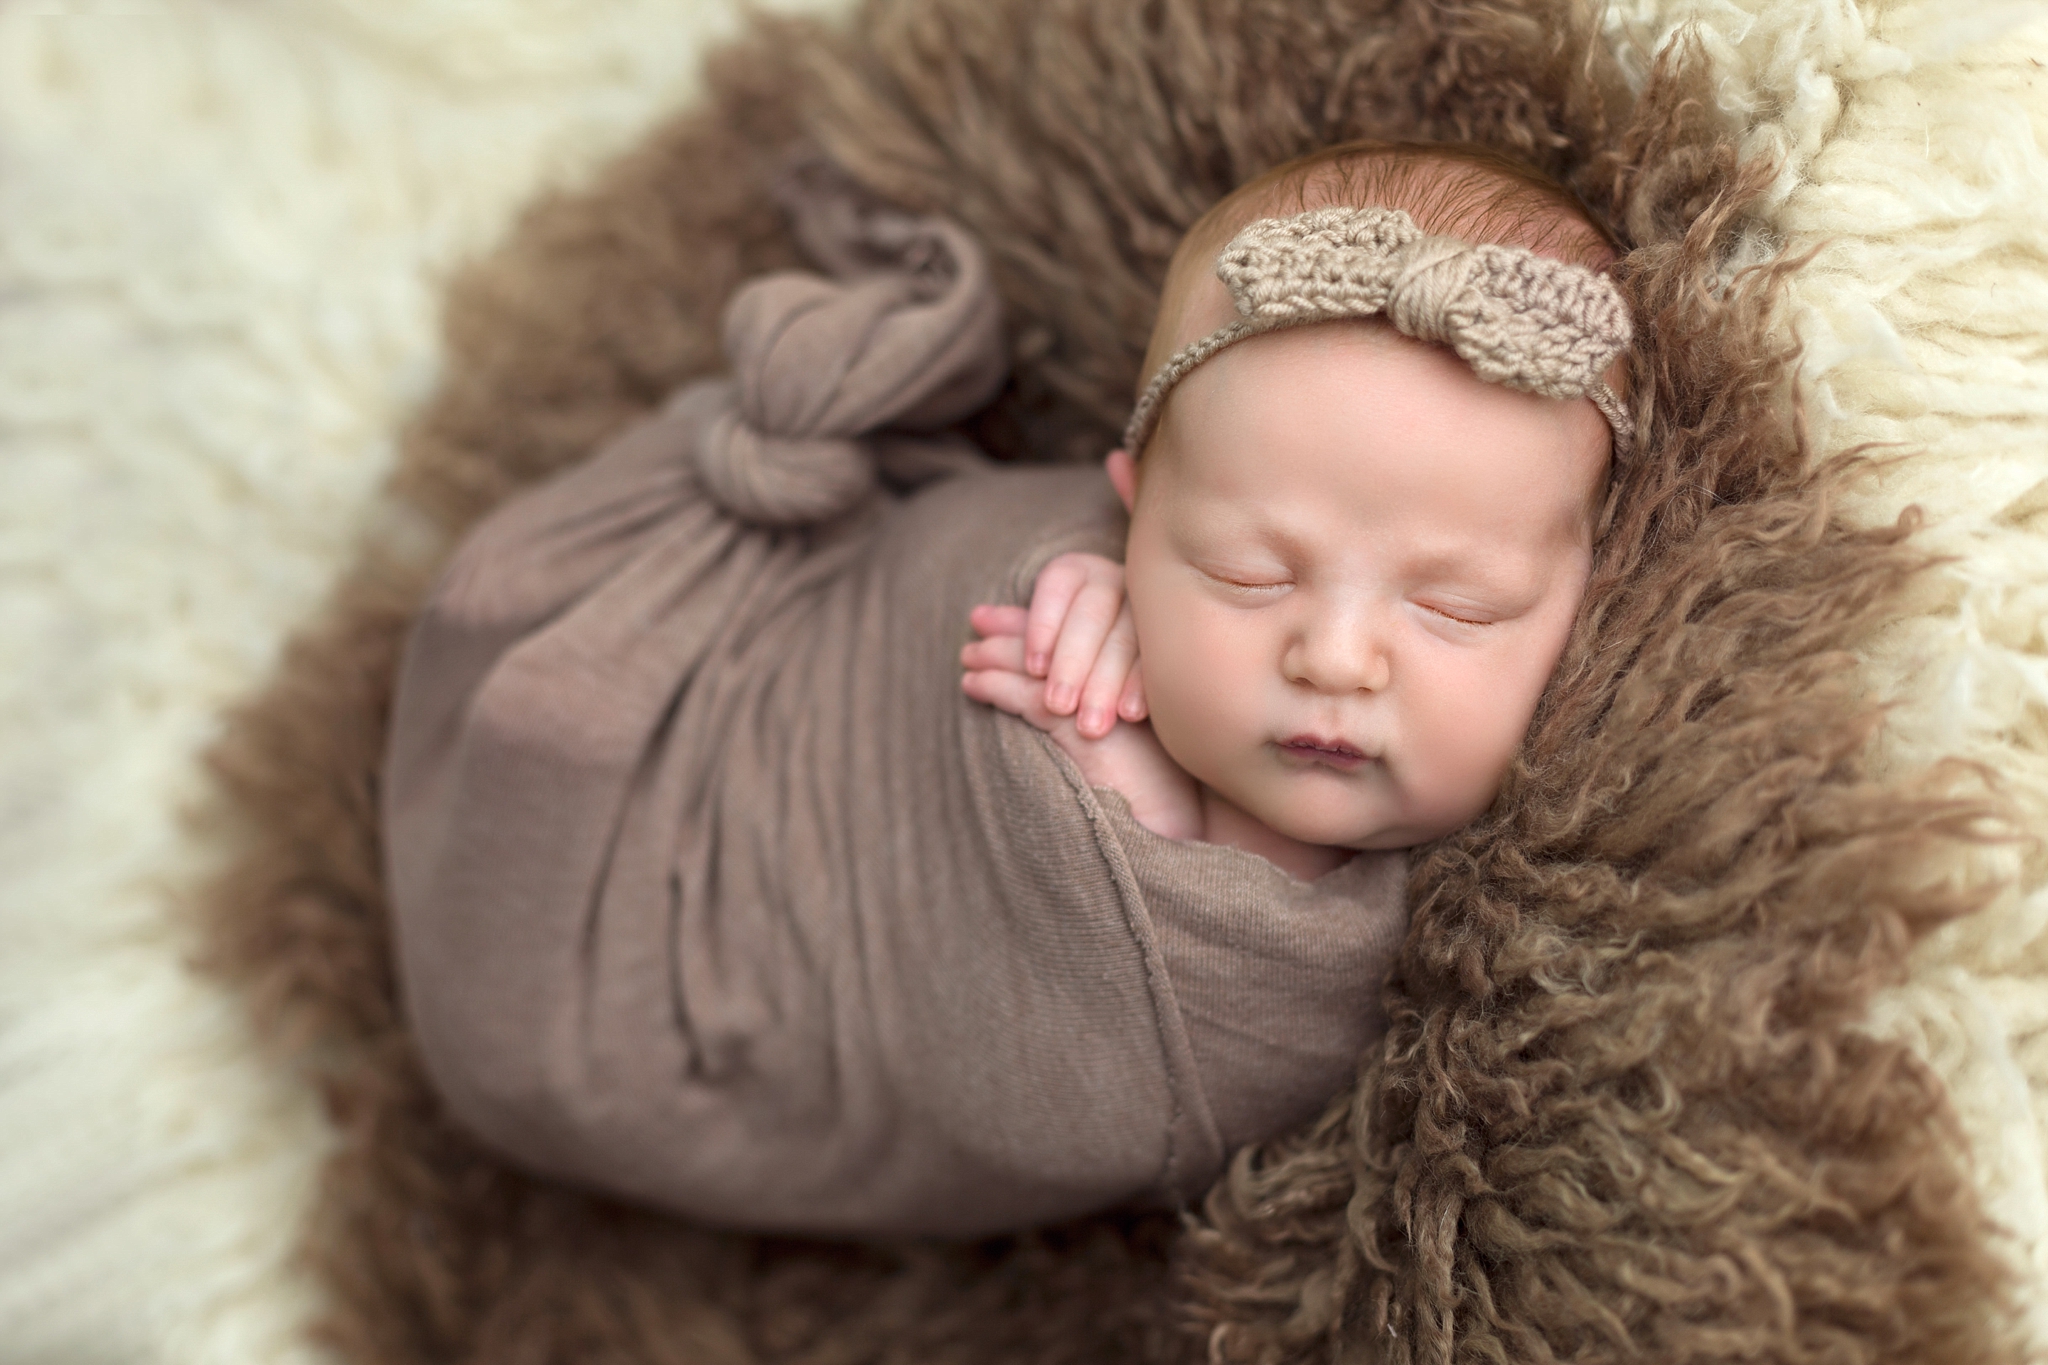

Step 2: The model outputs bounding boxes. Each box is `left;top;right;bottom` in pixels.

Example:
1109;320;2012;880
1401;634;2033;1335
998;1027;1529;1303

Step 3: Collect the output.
1122;206;1635;459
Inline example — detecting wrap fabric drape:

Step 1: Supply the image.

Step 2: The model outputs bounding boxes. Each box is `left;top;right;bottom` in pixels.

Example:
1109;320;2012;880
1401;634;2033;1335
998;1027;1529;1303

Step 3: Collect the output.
381;178;1407;1237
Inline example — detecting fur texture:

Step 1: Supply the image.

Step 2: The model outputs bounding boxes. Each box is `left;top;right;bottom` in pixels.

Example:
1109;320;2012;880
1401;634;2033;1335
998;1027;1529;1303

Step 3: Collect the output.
1707;4;2048;1345
188;0;2028;1362
0;3;854;1358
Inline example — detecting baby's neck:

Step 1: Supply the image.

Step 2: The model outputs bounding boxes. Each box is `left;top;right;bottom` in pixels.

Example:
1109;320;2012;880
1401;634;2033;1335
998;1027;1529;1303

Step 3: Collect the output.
1198;786;1354;882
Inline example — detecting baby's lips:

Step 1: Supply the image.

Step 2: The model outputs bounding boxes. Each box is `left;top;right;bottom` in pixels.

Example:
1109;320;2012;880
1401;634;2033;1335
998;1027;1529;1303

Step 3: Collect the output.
1274;734;1377;771
1279;733;1366;758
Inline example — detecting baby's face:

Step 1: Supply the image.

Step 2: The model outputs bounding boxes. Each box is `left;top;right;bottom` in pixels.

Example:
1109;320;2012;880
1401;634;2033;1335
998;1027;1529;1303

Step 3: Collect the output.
1119;321;1608;851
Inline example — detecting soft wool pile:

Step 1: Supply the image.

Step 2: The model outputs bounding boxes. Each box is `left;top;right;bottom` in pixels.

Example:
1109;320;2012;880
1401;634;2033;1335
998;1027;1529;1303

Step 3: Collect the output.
2;1;2045;1363
0;4;849;1360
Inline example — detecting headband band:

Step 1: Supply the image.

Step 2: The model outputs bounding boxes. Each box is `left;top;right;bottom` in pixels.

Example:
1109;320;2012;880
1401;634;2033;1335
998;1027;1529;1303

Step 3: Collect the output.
1123;207;1635;458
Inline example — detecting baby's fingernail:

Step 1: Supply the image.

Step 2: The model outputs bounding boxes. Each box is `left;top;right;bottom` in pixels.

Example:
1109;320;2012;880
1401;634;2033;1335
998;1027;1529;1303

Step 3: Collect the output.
1081;708;1107;734
1047;682;1074;711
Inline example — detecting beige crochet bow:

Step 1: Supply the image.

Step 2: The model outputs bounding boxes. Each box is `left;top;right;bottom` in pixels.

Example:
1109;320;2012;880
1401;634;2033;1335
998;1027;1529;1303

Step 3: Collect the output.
1123;207;1635;458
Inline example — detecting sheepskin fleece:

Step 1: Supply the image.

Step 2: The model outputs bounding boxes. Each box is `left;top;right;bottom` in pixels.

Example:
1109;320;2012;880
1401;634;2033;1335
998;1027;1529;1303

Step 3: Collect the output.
6;3;2047;1365
0;3;849;1362
1718;4;2048;1344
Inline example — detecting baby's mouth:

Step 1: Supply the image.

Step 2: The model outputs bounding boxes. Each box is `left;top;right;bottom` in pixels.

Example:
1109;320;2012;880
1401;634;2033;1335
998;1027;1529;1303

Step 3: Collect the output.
1275;734;1372;771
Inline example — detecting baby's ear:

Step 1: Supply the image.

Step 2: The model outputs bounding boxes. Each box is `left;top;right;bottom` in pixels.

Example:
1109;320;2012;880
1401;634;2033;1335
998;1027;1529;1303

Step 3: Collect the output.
1105;448;1138;513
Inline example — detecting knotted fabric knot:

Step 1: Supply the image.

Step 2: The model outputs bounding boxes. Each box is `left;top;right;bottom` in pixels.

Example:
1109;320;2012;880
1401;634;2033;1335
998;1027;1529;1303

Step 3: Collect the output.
693;408;880;529
686;183;1008;526
1125;206;1635;459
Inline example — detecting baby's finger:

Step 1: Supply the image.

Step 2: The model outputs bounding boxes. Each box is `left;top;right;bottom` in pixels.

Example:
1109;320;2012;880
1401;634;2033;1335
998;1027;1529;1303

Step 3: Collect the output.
968;603;1028;640
960;667;1053;729
1043;580;1122;717
1023;557;1091;677
1118;657;1148;722
1074;606;1139;738
959;633;1028;674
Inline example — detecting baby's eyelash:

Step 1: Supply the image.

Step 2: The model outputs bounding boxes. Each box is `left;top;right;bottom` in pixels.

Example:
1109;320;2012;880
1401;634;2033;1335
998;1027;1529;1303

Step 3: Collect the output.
1205;571;1289;595
1421;602;1494;626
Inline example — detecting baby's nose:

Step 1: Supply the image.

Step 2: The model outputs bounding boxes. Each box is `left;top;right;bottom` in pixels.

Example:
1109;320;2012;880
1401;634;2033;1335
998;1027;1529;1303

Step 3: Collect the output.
1283;609;1392;694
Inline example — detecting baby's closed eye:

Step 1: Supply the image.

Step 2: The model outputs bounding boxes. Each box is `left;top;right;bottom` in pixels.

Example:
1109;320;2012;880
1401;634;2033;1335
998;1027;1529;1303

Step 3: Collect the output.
1414;598;1501;627
1193;562;1292;598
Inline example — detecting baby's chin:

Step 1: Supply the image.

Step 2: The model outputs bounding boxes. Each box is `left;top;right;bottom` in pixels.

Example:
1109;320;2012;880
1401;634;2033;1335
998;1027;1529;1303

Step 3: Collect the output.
1240;793;1412;853
1244;786;1478;853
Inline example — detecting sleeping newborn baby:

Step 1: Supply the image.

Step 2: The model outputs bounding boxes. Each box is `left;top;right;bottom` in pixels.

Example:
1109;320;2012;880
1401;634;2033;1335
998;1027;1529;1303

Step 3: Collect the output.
381;141;1630;1239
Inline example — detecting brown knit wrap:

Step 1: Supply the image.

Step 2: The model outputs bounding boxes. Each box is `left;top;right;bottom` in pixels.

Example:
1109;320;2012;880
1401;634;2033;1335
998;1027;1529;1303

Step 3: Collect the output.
376;168;1407;1238
1123;207;1635;458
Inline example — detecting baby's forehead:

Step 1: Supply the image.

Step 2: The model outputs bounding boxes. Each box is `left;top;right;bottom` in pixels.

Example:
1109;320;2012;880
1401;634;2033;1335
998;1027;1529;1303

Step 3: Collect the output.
1153;322;1613;542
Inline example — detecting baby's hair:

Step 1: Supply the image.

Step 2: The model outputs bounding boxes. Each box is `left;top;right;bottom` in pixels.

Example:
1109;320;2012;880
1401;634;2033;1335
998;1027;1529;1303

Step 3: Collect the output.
1140;140;1621;392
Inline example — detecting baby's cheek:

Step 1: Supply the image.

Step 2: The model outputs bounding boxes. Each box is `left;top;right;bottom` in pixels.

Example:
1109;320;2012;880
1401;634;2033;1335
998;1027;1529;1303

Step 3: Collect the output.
1144;644;1227;749
1408;657;1532;808
1139;612;1258;777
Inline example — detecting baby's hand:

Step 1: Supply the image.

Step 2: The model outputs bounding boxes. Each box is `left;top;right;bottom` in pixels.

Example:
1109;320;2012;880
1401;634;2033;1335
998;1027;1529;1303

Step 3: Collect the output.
961;556;1198;841
1011;552;1148;739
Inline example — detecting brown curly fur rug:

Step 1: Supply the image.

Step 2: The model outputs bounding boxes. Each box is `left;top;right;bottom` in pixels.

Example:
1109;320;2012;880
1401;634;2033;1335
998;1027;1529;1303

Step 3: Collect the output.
196;0;2030;1360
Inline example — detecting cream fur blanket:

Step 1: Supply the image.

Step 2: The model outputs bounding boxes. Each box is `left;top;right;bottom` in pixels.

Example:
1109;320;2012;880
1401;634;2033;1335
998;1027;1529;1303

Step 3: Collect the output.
0;0;2042;1360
